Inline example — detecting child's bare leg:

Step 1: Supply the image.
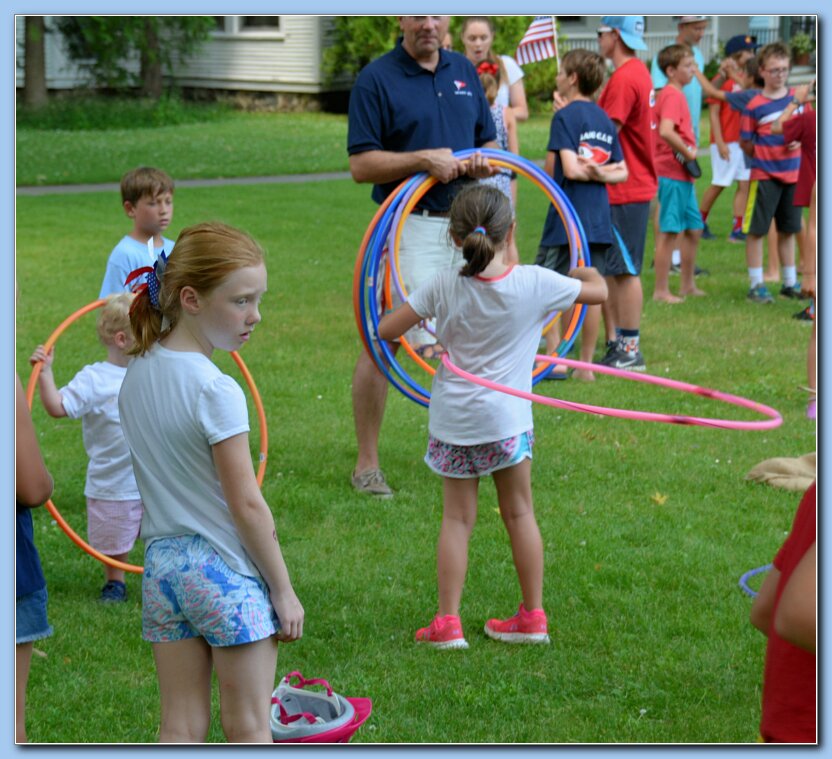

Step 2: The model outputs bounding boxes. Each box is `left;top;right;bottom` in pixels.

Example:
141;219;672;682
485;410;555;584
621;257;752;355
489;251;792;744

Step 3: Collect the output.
764;223;780;281
492;460;543;610
213;636;278;743
437;476;479;617
574;304;600;381
653;231;683;303
105;554;129;584
152;639;213;743
680;229;705;296
777;231;796;268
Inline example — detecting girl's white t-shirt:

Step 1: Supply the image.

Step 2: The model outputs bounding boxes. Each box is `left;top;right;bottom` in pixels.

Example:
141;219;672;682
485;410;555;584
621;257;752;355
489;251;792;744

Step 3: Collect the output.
407;264;581;446
60;361;140;500
495;55;524;109
118;343;257;577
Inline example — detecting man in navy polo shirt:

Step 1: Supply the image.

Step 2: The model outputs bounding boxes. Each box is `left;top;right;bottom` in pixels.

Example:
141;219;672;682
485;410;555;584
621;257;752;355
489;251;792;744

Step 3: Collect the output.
348;15;497;497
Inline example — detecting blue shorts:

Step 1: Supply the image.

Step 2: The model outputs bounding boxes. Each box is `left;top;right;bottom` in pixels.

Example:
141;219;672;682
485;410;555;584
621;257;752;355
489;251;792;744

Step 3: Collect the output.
658;177;704;234
607;202;650;276
16;587;53;644
425;431;534;479
142;534;279;646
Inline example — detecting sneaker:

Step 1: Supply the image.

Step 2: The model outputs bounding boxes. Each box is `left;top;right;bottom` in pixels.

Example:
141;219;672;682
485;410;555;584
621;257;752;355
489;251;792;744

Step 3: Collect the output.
747;284;774;304
100;580;127;603
600;347;646;372
694;265;710;277
669;263;681;274
807;398;816;421
599;341;618;365
484;604;551;645
415;614;468;650
793;304;814;321
351;468;393;498
780;284;804;299
701;222;716;240
728;229;747;243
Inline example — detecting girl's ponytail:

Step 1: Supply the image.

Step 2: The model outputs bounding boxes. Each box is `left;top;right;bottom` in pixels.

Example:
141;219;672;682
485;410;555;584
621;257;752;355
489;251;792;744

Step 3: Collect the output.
449;184;513;278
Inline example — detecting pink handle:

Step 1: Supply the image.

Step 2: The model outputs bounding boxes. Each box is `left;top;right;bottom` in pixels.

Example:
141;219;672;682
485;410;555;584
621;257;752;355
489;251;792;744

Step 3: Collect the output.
282;671;334;696
440;354;782;431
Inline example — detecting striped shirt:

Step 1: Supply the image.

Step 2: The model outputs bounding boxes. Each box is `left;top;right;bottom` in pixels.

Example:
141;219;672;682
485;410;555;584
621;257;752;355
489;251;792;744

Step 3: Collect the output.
740;88;802;183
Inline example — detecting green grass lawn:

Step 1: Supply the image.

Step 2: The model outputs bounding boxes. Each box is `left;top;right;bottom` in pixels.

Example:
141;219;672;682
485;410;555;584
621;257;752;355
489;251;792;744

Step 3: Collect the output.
15;124;814;742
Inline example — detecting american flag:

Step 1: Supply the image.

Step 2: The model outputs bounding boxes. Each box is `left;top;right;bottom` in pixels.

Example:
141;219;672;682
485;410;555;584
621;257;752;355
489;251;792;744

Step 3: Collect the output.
515;16;559;66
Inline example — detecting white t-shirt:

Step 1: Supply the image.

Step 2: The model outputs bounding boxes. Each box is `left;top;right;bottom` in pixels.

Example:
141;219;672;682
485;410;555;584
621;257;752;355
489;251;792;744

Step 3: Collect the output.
407;264;581;445
495;54;524;109
118;343;256;577
99;235;175;298
60;361;140;500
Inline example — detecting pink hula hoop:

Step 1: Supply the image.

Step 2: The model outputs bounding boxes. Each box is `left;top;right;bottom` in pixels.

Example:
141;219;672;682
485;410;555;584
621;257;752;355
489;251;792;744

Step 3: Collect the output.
440;354;782;431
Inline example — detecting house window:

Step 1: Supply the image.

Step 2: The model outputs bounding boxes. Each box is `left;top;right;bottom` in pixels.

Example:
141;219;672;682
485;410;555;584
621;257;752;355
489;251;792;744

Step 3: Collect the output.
241;16;280;31
212;16;282;37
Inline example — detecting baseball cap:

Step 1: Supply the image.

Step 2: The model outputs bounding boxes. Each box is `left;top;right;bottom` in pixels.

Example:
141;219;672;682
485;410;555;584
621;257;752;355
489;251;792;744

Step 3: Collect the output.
599;16;647;51
724;34;758;56
676;16;708;24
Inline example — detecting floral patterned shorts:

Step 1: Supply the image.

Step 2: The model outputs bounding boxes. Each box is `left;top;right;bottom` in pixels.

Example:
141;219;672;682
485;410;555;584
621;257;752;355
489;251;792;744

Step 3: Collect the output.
425;430;534;479
142;534;279;646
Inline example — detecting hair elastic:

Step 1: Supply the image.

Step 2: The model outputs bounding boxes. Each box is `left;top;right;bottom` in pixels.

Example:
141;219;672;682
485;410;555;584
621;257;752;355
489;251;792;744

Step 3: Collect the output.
472;226;487;236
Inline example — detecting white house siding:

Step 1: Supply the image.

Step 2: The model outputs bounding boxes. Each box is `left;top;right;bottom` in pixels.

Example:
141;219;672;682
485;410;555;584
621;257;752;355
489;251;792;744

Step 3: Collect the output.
16;15;329;94
172;16;327;93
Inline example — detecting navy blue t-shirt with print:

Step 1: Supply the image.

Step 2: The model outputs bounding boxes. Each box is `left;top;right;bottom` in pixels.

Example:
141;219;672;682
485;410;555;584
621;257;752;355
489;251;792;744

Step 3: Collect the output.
540;100;623;248
347;39;496;212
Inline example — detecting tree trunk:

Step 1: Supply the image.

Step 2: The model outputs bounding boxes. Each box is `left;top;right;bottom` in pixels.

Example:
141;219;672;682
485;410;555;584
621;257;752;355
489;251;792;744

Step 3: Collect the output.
140;19;163;98
23;17;48;108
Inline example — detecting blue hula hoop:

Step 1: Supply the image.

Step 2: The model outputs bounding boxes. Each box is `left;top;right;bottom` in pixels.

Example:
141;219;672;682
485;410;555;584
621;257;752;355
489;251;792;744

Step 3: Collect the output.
355;148;590;406
738;564;773;598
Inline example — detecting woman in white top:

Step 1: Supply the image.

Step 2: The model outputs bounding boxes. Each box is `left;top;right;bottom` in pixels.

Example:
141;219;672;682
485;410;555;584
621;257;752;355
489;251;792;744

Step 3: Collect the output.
379;185;606;650
460;16;529;122
119;222;303;742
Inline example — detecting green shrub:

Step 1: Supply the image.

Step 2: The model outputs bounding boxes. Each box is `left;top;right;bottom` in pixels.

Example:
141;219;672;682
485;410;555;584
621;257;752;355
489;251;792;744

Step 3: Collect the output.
15;92;232;131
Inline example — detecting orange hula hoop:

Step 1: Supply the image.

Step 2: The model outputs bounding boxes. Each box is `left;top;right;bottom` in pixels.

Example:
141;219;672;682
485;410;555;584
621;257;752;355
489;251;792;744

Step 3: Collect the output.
26;299;269;575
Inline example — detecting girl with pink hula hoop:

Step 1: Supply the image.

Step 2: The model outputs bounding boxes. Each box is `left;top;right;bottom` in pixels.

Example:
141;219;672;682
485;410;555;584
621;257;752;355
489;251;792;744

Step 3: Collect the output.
119;222;303;742
379;185;607;649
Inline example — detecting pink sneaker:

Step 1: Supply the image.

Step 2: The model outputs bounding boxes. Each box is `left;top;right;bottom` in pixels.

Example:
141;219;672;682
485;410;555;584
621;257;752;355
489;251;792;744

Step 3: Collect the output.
484;604;550;644
807;397;816;421
415;614;468;650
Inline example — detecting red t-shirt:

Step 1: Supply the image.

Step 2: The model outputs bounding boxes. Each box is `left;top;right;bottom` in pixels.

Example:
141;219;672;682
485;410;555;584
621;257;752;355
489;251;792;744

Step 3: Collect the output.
760;481;816;743
654;85;696;182
782;108;816;207
597;57;657;205
707;78;742;144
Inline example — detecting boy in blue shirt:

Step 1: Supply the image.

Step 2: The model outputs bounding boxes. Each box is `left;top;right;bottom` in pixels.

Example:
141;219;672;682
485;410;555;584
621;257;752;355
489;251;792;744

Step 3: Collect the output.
536;49;627;380
99;166;175;298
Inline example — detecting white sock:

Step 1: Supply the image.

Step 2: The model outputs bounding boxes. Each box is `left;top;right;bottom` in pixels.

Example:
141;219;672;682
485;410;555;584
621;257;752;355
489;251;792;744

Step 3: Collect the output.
783;266;797;287
748;267;764;288
672;249;681;266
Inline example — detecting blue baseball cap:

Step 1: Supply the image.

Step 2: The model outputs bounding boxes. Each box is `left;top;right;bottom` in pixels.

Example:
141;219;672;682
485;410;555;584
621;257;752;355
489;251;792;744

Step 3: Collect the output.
599;16;647;52
725;34;758;56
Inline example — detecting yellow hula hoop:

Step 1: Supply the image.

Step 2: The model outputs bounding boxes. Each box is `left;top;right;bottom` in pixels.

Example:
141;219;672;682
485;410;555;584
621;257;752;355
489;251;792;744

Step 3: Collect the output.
26;299;269;575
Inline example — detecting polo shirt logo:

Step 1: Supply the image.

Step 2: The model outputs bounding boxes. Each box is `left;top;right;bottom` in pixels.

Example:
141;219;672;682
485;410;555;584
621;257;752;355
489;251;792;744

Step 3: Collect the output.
453;80;473;96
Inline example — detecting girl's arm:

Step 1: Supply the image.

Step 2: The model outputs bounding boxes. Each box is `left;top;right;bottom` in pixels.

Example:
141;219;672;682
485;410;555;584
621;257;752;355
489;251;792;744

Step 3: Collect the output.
213;434;304;642
29;346;67;418
774;542;816;653
378;303;423;342
508;79;529;122
15;374;54;508
567;266;607;305
750;564;781;635
504;107;519;155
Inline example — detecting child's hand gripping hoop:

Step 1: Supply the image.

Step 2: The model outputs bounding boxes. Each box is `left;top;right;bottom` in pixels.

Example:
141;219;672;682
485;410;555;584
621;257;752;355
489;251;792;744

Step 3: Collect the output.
270;671;373;743
25;299;269;575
